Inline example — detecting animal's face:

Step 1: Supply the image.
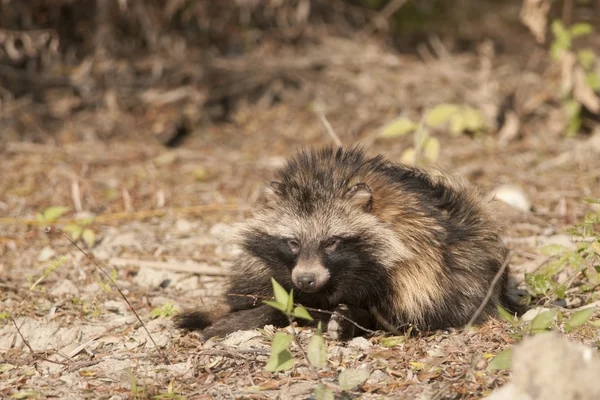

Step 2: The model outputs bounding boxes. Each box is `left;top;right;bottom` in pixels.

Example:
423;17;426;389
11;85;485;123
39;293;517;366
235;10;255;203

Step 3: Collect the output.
242;182;380;296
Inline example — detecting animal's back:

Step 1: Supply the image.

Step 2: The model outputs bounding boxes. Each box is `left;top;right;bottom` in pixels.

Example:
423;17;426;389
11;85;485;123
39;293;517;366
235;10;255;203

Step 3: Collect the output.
176;146;518;339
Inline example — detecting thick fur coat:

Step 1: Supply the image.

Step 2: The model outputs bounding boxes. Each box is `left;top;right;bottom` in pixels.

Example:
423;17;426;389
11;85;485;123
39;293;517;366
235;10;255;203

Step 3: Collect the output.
176;146;518;340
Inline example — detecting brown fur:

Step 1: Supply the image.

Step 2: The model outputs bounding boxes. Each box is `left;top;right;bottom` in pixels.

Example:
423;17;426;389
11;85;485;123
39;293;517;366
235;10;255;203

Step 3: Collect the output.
175;146;521;339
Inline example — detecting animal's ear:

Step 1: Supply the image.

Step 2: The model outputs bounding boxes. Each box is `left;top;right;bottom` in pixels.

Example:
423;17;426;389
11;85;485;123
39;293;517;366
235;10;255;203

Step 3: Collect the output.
346;183;373;212
264;181;283;207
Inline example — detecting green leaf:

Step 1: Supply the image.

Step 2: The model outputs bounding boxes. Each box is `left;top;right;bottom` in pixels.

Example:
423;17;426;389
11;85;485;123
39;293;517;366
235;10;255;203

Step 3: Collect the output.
409;361;425;370
43;206;69;222
551;41;566;60
11;391;41;399
380;336;406;347
286;288;295;314
570;23;593;38
262;300;288;313
63;224;83;240
585;72;600;91
265;333;295;372
153;151;178;166
314;384;335;400
151;307;162;318
307;322;327;368
426;104;458;127
338;368;370;391
487;348;512;371
423;137;440;162
379;117;417;138
568;307;596;327
292;305;313;321
496;305;517;325
400;148;416;165
525;273;556;296
271;332;294;353
462;107;487;132
530;310;557;332
82;228;96;247
583;198;600;204
539;244;571;256
589;319;600;327
552;20;571;47
578;49;596;70
449;112;466;136
271;278;289;306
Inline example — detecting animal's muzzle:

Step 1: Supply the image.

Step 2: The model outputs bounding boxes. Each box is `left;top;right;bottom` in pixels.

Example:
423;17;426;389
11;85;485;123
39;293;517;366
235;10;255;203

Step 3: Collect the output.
295;273;318;292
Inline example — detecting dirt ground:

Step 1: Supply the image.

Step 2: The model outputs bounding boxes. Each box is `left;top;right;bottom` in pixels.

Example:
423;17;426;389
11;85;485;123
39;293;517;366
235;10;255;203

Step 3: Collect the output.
2;5;600;399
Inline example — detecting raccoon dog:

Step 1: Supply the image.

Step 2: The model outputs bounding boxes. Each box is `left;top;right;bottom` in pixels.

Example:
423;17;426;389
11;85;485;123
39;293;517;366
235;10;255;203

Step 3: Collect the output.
176;146;517;340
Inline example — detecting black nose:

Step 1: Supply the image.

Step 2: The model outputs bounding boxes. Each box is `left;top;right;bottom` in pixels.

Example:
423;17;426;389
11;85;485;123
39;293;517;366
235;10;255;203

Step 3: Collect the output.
296;273;316;291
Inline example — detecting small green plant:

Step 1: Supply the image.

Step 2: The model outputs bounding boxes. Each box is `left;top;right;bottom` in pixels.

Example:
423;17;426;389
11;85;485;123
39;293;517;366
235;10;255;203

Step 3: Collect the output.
151;379;186;400
263;278;372;398
151;302;179;319
98;268;119;293
82;301;102;318
550;20;599;137
489;304;597;372
62;216;97;248
29;256;67;291
378;103;487;166
129;368;145;400
261;278;314;372
36;206;69;225
525;198;600;304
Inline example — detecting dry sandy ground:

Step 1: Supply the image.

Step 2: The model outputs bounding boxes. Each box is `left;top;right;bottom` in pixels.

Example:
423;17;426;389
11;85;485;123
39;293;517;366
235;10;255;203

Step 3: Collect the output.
2;33;600;399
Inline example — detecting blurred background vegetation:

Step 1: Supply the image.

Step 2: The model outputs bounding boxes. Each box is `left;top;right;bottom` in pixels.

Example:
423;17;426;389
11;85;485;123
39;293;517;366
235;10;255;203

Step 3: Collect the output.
1;0;599;148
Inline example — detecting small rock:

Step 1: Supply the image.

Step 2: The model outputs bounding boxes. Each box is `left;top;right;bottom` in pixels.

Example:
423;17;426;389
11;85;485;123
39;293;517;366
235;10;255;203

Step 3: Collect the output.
209;222;233;239
221;330;263;347
488;333;600;400
174;275;200;291
175;219;193;234
83;282;102;293
366;369;390;384
50;280;80;297
38;246;57;262
347;336;372;350
491;185;532;212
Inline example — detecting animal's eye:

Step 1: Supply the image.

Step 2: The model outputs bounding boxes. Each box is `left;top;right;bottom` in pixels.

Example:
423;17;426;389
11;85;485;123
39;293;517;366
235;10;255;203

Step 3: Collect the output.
323;237;341;252
287;239;300;254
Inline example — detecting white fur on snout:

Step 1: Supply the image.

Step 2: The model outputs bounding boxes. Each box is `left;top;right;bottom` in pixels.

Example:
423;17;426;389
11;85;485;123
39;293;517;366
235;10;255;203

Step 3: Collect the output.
291;262;330;291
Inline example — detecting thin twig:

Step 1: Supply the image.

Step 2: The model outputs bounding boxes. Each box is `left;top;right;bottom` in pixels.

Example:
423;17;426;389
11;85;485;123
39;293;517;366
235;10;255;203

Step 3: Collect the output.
10;317;69;366
226;293;378;334
45;226;170;365
318;113;343;148
370;306;403;335
108;257;232;276
465;251;514;329
358;0;408;37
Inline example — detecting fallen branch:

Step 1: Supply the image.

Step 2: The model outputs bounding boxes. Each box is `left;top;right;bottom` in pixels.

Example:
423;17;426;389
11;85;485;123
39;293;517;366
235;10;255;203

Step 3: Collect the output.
0;204;246;226
109;257;231;276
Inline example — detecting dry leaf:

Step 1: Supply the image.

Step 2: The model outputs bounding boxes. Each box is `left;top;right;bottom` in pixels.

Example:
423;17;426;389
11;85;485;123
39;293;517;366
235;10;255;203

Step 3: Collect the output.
520;0;551;44
574;66;600;113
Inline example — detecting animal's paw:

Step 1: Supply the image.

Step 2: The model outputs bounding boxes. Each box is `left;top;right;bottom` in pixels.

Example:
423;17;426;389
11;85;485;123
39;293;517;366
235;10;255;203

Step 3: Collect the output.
327;304;356;341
